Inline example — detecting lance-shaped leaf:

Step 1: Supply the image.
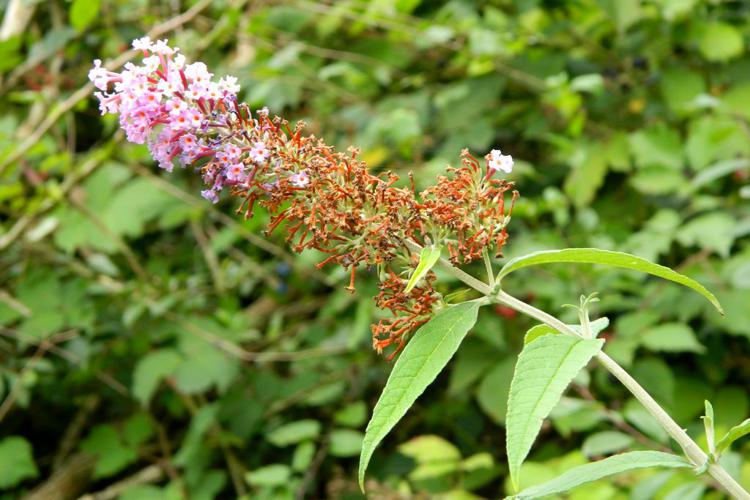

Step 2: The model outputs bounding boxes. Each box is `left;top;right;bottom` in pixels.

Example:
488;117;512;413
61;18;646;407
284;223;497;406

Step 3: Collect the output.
716;418;750;456
358;301;480;491
511;451;691;499
497;248;723;314
405;245;442;293
506;334;604;491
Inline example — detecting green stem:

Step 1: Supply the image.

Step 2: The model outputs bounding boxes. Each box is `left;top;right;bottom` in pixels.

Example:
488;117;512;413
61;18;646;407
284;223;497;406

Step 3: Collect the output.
433;257;750;499
483;249;496;289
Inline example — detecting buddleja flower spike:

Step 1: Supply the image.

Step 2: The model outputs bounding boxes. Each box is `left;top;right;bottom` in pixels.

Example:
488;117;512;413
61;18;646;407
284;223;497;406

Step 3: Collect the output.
90;38;517;359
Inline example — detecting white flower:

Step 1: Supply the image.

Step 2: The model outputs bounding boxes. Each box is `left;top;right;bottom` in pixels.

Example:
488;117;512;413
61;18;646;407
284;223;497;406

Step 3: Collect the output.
151;39;177;55
218;76;241;95
132;36;153;52
487;149;513;174
173;53;186;70
88;59;109;90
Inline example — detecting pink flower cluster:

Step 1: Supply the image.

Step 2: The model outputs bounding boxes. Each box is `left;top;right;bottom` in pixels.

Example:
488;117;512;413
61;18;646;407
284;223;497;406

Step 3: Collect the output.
89;36;264;203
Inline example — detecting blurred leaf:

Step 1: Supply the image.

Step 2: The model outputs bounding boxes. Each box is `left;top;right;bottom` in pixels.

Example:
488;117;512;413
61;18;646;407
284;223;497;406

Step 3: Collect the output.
267;420;321;447
292;441;316;472
334;402;368;428
716;418;750;455
714;387;749;429
600;0;643;33
506;334;603;491
398;435;462;481
640;323;705;353
359;301;480;490
132;349;182;406
699;23;744;62
245;464;291;487
564;143;607;208
581;431;634;457
660;66;705;114
70;0;101;32
676;212;736;257
656;0;698;21
329;429;364;457
81;425;138;478
629;124;683;170
475;357;515;424
0;436;38;489
663;482;706;500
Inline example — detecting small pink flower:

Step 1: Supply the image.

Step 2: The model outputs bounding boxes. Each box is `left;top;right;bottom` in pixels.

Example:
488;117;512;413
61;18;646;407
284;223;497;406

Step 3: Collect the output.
171;111;192;130
226;163;247;182
216;152;232;165
249;141;269;163
201;189;219;204
225;144;242;158
187;109;203;128
290;171;310;188
180;133;198;151
166;98;188;116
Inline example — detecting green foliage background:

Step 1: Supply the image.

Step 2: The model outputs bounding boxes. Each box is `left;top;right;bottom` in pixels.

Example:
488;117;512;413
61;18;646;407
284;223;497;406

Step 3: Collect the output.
1;0;749;498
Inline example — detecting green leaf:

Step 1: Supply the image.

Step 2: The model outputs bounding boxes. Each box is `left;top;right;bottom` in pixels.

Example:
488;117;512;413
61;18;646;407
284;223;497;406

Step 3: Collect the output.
497;248;723;315
524;324;558;344
475;357;516;424
715;418;750;456
0;436;38;489
132;349;182;406
676;212;736;258
524;317;609;345
329;429;364;457
245;464;291;487
405;245;442;293
267;420;321;447
640;323;705;353
398;435;462;481
703;400;715;455
358;301;480;490
80;425;138;478
582;431;634;457
660;66;705;114
699;23;744;62
69;0;101;32
506;334;604;491
512;451;691;499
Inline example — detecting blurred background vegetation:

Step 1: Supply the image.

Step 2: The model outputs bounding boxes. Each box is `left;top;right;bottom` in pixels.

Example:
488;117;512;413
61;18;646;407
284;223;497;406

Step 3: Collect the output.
1;0;749;498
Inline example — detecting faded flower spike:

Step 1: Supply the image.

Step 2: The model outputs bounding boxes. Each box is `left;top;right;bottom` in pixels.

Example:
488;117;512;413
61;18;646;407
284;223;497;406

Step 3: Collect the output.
90;39;518;358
